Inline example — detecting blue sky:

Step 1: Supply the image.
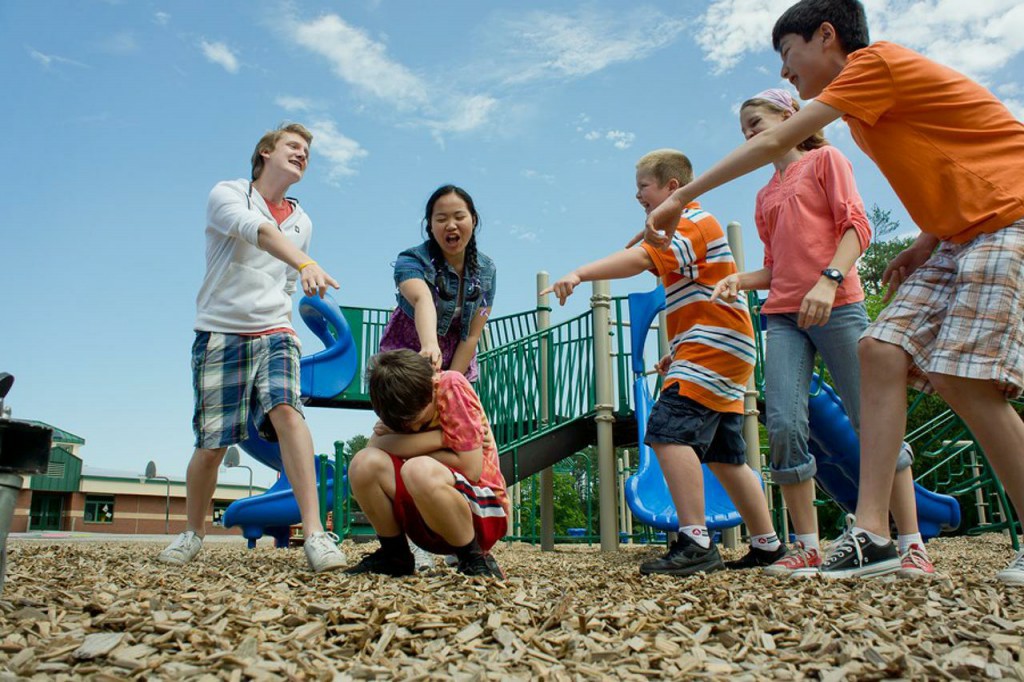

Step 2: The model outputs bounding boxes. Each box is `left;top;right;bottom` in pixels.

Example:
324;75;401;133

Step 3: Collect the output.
3;1;1022;487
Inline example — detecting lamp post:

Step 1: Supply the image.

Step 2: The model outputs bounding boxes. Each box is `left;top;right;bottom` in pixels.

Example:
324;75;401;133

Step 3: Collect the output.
223;446;253;497
145;460;170;534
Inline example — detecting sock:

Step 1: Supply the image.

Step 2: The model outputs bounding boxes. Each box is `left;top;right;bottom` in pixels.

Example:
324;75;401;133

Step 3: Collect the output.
852;526;891;546
898;532;924;554
379;534;412;556
679;525;711;548
796;533;820;553
750;532;781;552
453;537;483;561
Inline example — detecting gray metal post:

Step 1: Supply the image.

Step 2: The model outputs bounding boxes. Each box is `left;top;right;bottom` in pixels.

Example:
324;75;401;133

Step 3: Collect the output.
537;273;555;550
592;280;619;551
0;473;23;593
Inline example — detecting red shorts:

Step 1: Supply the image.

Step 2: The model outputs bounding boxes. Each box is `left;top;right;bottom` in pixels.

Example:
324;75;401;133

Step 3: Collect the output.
390;455;508;554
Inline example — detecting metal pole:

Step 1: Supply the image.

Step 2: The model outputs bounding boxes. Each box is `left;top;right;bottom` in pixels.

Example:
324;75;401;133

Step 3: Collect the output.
592;280;618;551
537;272;555;550
726;221;764;549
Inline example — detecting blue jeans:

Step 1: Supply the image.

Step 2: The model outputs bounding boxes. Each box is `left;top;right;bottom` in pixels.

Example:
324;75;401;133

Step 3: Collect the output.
764;302;913;485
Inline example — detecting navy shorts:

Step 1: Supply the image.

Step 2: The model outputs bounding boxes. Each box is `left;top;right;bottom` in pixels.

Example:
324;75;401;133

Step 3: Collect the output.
643;389;746;465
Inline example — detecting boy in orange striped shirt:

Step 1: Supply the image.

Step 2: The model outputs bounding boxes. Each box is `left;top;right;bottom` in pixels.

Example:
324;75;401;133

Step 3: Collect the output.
545;149;783;576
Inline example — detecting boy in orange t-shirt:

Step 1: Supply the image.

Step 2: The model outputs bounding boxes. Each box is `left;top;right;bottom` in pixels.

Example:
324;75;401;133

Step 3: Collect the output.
547;149;784;577
642;0;1024;583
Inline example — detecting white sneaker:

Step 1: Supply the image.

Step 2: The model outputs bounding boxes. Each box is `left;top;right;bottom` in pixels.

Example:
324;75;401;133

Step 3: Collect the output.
158;531;202;565
996;550;1024;585
304;531;347;573
409;540;436;572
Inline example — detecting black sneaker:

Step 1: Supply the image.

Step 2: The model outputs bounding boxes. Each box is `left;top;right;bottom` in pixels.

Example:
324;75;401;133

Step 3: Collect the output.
725;543;787;570
820;515;900;579
344;546;415;577
457;551;504;578
640;535;725;576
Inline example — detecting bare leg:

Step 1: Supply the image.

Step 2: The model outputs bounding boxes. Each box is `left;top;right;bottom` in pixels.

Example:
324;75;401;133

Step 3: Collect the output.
890;467;920;536
708;462;776;536
185;447;226;537
929;374;1024;522
348;447;401;537
268;404;324;535
400;457;474;547
779;479;818;538
853;338;913;535
652;443;705;526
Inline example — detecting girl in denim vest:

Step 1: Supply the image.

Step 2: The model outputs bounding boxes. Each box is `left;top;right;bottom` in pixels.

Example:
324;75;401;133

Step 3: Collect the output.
379;185;496;383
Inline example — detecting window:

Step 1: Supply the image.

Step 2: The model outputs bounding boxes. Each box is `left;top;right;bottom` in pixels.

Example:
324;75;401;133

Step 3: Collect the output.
212;501;230;527
84;495;115;524
46;461;66;478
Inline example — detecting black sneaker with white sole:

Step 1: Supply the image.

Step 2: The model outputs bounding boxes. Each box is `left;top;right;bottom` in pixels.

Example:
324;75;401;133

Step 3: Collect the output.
725;543;787;570
820;516;900;579
640;535;725;577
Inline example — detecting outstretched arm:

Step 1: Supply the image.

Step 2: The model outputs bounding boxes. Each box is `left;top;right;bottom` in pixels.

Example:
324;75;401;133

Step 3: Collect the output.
398;278;443;369
643;101;844;248
449;308;489;375
256;225;339;299
711;268;773;303
542;247;655;305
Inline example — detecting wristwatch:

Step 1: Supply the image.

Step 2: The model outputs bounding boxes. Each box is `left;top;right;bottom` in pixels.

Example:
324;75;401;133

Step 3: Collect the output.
821;268;844;285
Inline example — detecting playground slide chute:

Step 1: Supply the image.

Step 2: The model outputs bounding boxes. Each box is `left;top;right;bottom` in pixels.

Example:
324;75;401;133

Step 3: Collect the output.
222;293;357;546
623;286;750;532
806;375;960;539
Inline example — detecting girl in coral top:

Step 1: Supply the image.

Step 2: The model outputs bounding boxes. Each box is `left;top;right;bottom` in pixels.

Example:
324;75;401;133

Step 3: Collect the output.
712;89;931;579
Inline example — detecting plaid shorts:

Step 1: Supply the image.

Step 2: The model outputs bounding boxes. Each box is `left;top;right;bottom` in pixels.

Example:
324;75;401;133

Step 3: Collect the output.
864;220;1024;398
191;331;304;449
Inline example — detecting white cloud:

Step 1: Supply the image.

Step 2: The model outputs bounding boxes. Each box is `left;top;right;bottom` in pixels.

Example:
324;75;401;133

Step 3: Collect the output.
154;11;170;26
501;8;687;83
276;95;313;112
697;0;1024;86
200;40;239;74
288;15;427;107
522;169;555;184
606;130;636;150
509;225;539;242
284;13;496;136
28;48;89;69
307;119;368;182
99;31;138;55
584;131;601;141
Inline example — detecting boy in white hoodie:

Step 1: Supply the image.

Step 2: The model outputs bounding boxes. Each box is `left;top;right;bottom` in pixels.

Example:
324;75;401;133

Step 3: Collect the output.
158;123;347;572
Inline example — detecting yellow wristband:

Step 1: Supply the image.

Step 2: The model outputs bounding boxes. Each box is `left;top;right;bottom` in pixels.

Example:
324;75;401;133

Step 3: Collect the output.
298;260;317;272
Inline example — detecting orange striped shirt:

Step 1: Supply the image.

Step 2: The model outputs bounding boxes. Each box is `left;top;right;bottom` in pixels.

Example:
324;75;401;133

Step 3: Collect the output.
640;203;755;414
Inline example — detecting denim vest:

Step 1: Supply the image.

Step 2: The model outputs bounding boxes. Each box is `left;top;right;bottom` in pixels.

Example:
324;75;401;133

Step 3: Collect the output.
392;241;497;340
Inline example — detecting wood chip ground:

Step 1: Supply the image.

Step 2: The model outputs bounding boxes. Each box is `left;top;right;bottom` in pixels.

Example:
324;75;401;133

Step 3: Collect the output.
1;534;1022;680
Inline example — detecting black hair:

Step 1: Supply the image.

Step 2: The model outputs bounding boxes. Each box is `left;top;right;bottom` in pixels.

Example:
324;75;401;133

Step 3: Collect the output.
422;184;482;303
772;0;869;53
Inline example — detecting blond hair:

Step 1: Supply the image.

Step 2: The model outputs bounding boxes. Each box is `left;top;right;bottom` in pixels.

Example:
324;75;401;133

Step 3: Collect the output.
251;123;313;181
740;98;828;152
635;149;694;187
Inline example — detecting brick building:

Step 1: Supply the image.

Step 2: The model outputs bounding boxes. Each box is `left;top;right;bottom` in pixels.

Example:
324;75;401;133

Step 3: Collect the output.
14;421;266;535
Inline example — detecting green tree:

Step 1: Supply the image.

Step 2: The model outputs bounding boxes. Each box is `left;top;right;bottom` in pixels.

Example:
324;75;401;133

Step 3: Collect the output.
344;434;369;457
857;204;915;297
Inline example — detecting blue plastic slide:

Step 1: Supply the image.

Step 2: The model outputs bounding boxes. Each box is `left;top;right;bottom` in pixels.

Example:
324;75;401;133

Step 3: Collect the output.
806;375;960;539
222;293;358;547
623;286;751;532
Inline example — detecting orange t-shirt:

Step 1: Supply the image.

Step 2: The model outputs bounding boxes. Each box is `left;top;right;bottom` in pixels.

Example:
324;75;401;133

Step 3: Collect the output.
640;203;755;414
816;42;1024;243
267;198;294;226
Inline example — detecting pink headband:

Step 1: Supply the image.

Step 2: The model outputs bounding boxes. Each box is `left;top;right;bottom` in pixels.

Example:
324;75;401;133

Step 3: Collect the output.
751;88;796;114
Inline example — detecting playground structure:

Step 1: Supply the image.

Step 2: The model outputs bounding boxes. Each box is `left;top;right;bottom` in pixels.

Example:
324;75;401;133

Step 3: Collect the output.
223;224;1017;552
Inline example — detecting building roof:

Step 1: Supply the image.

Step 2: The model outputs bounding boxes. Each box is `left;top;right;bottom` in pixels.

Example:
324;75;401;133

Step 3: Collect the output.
22;420;85;445
82;466;185;484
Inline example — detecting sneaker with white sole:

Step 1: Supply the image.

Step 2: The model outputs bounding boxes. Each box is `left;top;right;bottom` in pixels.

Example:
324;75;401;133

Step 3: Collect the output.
820;515;900;579
898;543;936;579
996;550;1024;585
764;541;823;577
158;531;202;565
409;541;436;572
304;531;347;573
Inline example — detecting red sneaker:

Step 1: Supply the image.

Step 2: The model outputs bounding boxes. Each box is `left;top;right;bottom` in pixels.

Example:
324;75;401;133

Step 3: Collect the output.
899;544;936;578
764;541;822;577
